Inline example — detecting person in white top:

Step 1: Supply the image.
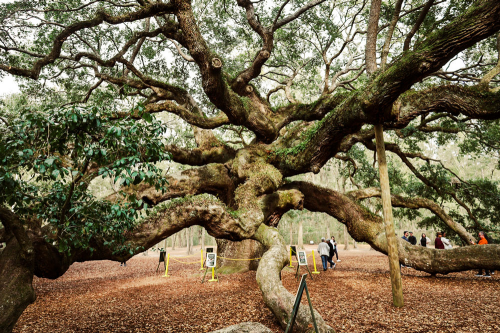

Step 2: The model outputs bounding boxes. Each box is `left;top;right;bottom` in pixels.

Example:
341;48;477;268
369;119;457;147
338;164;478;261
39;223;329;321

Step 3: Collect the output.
441;231;453;249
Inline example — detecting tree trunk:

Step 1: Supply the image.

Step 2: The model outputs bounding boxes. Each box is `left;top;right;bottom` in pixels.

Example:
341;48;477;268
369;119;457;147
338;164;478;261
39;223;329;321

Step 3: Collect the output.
187;227;192;255
289;221;293;245
252;224;333;332
353;240;358;249
375;123;404;307
172;233;177;250
298;219;304;249
201;227;205;252
0;232;36;333
343;225;349;250
216;239;264;274
326;220;331;240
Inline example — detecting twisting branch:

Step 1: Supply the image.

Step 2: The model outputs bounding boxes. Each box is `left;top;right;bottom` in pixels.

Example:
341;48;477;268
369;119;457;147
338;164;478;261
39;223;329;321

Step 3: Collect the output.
478;33;500;90
0;3;177;79
381;0;404;69
403;0;435;52
360;139;483;229
347;187;476;244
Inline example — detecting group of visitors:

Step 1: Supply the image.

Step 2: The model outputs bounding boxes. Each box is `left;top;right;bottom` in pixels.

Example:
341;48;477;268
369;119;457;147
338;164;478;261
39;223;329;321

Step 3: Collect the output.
317;236;341;271
403;230;494;277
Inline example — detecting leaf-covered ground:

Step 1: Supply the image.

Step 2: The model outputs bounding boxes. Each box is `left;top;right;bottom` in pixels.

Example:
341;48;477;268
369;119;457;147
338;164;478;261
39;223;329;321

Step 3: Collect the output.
14;246;500;333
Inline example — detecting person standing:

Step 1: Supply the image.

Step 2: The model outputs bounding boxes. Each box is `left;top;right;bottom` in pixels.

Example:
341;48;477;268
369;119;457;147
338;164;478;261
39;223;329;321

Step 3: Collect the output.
435;232;445;249
408;232;417;245
402;231;409;242
330;236;340;262
420;233;431;247
441;232;453;249
475;231;491;277
326;240;336;269
317;238;332;271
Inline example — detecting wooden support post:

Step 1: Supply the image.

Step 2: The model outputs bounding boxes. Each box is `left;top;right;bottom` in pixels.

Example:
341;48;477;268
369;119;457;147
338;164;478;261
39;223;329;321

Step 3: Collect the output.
374;124;404;307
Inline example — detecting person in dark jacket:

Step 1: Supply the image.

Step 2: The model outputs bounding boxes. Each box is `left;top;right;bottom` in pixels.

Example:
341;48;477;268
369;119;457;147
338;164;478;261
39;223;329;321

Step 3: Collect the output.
326;240;336;269
408;232;417;245
435;232;445;249
402;231;409;242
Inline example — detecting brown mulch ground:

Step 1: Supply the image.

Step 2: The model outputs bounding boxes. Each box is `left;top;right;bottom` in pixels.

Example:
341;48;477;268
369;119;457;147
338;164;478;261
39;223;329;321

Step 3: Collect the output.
14;247;500;333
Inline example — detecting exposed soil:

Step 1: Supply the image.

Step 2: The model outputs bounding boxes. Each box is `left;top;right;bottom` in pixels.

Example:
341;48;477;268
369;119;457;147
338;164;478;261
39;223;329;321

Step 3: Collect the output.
14;246;500;333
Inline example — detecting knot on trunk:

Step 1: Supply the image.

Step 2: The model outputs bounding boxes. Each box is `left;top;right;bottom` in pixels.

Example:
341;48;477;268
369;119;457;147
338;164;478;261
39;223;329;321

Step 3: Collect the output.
245;85;254;94
260;50;270;59
211;58;222;69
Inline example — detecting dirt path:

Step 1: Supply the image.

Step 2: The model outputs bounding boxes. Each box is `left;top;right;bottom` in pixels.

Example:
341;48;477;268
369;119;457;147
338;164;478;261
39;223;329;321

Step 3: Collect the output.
14;247;500;332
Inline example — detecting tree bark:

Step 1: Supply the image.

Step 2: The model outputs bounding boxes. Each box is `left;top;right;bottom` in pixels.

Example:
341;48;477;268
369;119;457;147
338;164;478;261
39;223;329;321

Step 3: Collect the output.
0;230;36;333
216;239;264;273
252;224;333;332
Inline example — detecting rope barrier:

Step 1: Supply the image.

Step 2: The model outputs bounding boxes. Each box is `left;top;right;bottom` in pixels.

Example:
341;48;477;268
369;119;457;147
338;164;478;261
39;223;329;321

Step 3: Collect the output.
159;250;318;277
171;254;198;258
170;258;201;264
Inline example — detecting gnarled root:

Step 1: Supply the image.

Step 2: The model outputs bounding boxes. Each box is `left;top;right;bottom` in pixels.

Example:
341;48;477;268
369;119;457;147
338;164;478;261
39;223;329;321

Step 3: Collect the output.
252;224;333;333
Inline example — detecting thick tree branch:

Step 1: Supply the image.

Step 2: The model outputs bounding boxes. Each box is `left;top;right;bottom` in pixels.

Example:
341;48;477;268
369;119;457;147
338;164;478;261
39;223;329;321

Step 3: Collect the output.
282;181;500;274
347;187;476;244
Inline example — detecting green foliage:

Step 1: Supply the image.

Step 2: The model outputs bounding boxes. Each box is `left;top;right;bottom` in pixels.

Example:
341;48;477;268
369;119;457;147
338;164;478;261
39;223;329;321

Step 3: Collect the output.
0;103;171;255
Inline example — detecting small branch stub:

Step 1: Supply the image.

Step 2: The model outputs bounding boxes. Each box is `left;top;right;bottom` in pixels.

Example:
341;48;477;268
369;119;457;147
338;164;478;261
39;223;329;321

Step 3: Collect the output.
261;50;270;59
245;85;254;94
211;58;222;69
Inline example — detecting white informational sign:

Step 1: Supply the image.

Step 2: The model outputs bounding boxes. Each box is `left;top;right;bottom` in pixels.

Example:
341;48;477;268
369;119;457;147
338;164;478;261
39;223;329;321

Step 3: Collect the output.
298;251;308;266
206;252;217;268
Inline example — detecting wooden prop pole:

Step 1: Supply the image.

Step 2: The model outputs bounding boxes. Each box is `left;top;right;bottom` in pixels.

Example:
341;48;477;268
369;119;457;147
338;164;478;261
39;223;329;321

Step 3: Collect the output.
374;124;404;307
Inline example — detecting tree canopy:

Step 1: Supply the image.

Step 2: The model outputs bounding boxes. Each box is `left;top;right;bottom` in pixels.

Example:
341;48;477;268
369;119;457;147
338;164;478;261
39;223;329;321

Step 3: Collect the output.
1;0;500;332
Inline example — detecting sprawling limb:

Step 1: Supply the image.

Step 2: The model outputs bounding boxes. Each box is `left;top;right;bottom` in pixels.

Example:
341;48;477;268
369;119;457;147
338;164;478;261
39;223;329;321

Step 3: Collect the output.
269;1;500;175
252;224;332;333
347;187;477;244
282;181;500;274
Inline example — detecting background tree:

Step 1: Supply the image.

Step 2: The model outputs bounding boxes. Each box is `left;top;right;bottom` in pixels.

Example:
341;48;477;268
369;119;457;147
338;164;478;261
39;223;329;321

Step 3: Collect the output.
1;0;500;332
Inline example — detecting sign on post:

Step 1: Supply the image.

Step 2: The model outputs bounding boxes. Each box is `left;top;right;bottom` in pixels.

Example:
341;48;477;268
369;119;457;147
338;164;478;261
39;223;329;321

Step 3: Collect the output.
206;252;217;268
156;250;167;273
298;251;308;265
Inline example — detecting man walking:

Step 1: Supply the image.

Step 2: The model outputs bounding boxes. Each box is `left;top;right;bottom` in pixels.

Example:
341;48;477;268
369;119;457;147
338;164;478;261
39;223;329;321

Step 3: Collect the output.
317;238;333;271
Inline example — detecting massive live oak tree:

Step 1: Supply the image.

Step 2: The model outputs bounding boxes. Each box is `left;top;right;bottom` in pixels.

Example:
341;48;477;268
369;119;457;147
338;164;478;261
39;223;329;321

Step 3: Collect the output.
1;0;500;332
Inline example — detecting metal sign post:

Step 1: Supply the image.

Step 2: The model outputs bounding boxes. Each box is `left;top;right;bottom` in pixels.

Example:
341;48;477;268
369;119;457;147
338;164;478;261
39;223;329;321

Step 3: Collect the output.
285;274;318;333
